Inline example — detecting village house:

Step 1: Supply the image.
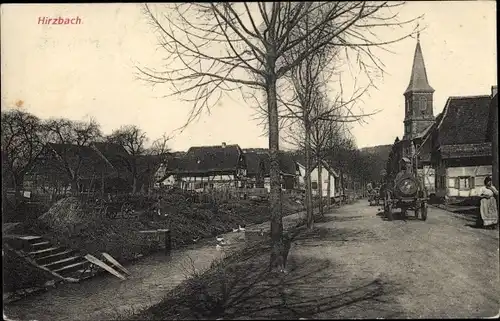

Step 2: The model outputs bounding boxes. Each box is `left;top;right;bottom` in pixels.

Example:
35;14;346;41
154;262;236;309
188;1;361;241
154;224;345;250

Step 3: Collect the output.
243;151;267;189
164;143;247;191
243;150;300;191
23;143;117;198
296;159;339;197
428;91;495;202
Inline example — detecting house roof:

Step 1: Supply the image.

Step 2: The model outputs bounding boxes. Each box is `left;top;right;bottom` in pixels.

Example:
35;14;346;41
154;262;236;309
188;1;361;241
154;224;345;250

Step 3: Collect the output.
277;152;298;176
39;143;116;179
244;152;265;176
155;154;185;182
180;144;244;174
437;95;492;146
135;154;163;177
312;159;339;178
91;142;131;172
404;39;434;94
245;151;298;177
440;142;492;159
486;93;498;140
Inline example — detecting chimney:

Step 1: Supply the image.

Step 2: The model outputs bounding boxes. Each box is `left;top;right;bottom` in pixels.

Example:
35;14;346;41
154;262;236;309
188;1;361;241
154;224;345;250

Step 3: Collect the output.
492;85;498;98
221;142;226;148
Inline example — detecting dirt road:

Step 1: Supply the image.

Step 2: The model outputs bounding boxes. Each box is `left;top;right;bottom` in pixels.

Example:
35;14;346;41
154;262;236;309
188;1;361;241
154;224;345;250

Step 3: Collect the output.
285;201;499;319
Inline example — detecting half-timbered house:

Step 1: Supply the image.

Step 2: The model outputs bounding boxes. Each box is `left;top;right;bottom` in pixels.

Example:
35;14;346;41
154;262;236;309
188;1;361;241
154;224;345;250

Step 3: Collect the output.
173;143;247;191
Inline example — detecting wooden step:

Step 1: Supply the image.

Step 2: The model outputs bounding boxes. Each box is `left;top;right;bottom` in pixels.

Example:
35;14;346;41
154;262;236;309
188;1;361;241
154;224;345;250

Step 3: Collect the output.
53;260;88;275
29;247;62;259
18;235;42;241
30;241;51;251
42;256;81;270
36;250;75;265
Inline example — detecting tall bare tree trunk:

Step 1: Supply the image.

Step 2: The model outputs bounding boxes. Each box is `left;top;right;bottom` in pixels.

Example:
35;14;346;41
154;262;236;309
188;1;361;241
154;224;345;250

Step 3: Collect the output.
12;175;19;208
317;157;323;217
339;169;345;203
267;75;285;272
327;170;331;207
304;122;314;230
132;176;137;195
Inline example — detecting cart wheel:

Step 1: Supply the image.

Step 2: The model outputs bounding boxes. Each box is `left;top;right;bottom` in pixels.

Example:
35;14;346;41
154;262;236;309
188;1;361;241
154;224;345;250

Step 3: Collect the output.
420;202;428;221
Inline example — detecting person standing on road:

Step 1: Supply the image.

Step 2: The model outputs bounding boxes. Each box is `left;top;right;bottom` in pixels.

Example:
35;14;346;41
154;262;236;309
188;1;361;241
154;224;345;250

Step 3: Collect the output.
478;176;498;229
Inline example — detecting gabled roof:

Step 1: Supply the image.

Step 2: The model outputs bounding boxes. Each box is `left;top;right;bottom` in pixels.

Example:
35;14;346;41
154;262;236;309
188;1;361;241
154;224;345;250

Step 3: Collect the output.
405;39;434;94
437;95;492;146
245;150;298;177
181;144;244;174
38;143;116;178
155;154;184;181
313;159;339;178
244;152;265;176
91;142;131;172
296;159;339;178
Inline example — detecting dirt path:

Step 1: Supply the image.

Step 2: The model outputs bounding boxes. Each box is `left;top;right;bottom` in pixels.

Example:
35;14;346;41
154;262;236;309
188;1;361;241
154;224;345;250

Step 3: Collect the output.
285;201;499;319
3;210;308;321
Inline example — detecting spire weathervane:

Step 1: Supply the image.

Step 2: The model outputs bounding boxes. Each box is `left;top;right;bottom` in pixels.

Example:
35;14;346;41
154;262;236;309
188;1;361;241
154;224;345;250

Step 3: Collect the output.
417;23;420;42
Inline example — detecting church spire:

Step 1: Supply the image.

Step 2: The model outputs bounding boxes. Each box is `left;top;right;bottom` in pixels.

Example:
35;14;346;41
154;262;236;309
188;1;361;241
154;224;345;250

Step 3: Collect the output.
404;35;434;95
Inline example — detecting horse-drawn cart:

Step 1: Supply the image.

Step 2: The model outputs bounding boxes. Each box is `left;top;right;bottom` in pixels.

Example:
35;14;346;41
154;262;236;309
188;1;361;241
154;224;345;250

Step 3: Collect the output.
382;171;428;221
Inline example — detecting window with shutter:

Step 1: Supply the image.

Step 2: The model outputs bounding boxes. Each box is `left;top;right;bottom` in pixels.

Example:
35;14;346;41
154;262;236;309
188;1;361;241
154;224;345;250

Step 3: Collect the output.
469;177;475;189
457;176;473;190
312;182;318;190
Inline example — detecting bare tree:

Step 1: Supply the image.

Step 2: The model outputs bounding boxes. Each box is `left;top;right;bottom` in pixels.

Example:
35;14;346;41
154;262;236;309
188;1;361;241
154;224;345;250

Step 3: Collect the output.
137;2;420;271
106;125;149;194
43;117;102;146
39;117;104;195
147;133;172;157
1;110;45;205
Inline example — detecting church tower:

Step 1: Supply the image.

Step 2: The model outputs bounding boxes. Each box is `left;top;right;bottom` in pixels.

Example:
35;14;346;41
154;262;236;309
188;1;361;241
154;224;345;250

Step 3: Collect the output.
403;34;435;141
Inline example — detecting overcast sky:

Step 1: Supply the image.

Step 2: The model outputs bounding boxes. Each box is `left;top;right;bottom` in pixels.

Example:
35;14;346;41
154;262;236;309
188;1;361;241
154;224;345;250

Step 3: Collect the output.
1;2;497;151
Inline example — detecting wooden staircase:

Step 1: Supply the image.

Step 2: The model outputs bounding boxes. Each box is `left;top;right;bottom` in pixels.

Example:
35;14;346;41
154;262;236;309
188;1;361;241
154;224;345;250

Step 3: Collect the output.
5;235;100;282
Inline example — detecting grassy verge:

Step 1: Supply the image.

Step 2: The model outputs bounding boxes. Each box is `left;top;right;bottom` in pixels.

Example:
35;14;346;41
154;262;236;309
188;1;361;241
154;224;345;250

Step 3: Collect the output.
10;190;307;267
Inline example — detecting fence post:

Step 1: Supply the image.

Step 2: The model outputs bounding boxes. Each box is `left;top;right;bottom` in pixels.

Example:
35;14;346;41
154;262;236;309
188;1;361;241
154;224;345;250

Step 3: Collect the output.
158;229;171;256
